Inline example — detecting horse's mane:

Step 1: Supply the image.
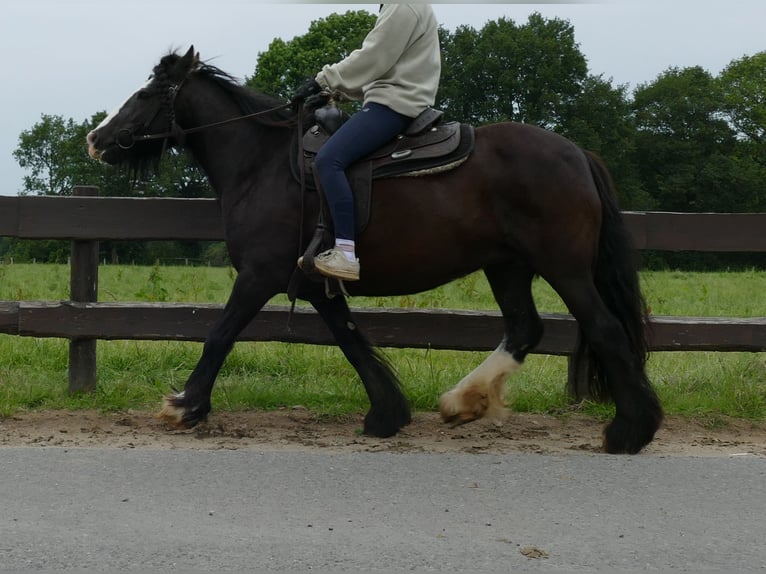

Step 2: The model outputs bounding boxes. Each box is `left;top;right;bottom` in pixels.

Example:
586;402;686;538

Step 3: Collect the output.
165;54;301;128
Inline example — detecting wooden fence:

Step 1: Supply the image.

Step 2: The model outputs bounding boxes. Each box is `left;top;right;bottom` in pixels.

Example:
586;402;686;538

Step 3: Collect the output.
1;186;765;396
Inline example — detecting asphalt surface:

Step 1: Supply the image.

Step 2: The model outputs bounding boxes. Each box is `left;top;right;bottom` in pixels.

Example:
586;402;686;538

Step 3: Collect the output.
1;448;764;573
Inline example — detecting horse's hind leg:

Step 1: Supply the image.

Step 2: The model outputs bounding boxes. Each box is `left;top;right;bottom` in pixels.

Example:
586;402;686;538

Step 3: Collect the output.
548;274;662;453
440;262;543;426
310;293;411;437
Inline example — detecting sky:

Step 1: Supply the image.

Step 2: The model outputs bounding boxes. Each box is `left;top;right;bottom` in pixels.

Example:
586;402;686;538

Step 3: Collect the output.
1;0;764;196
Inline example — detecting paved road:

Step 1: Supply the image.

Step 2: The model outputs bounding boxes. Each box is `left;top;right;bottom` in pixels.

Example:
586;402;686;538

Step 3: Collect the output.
1;448;764;572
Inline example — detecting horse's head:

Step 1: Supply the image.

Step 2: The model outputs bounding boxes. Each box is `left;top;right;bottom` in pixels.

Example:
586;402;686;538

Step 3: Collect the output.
87;46;199;167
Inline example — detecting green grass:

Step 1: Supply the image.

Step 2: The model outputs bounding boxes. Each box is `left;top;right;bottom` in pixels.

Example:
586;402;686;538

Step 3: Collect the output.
0;263;764;421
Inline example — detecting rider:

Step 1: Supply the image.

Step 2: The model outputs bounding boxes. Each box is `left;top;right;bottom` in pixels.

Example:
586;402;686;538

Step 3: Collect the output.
291;4;441;281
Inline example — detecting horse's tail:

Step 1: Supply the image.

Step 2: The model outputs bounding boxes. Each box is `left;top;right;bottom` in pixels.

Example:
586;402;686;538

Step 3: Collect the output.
583;150;650;400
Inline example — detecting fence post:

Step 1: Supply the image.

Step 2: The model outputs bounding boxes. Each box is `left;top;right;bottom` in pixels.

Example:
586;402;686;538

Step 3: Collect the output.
69;185;100;393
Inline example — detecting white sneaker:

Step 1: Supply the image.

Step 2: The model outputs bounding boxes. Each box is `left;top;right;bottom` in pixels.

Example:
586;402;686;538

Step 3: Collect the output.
313;248;360;281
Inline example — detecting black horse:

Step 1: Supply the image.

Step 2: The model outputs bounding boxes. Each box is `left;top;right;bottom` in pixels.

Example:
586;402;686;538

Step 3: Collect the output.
87;47;662;453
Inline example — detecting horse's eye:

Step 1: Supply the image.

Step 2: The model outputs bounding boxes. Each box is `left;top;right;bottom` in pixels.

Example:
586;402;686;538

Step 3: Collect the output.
137;89;151;100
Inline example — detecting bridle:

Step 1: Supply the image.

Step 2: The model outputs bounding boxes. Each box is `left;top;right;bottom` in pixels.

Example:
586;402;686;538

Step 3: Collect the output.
115;78;293;151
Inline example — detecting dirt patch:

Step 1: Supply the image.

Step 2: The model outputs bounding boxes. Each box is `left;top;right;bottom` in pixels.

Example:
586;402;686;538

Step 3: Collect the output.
1;409;765;456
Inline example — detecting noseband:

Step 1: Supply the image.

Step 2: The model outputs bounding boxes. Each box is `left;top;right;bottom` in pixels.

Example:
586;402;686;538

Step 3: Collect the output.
116;79;292;150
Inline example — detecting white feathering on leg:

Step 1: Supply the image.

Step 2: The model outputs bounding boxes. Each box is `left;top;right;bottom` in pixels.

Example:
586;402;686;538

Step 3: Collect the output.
439;344;521;425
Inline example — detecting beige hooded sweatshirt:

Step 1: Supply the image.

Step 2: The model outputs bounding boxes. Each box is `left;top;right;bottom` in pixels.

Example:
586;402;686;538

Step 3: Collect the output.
315;4;441;118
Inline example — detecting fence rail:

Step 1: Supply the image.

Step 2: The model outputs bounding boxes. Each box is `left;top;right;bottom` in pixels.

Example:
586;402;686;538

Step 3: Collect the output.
1;301;764;353
1;188;765;396
3;194;766;251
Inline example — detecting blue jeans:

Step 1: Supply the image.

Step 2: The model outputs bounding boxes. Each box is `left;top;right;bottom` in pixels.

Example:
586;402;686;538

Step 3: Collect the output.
314;102;411;240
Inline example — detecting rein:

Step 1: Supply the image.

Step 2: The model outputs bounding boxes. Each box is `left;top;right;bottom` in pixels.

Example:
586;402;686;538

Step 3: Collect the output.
116;82;293;150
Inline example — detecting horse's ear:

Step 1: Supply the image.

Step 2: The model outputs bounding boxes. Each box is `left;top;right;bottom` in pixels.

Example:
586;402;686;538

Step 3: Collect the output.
179;45;199;71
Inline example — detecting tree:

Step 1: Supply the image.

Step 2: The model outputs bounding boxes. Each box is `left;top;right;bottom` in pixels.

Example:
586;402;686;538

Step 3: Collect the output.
10;115;99;261
719;52;766;147
562;75;653;209
13;114;94;196
247;10;377;99
14;111;212;199
12;113;214;263
717;52;766;213
438;13;587;128
633;66;737;212
439;16;647;207
437;24;484;123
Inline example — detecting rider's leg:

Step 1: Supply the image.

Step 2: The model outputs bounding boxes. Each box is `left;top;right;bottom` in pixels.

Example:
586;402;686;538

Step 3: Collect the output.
313;102;410;279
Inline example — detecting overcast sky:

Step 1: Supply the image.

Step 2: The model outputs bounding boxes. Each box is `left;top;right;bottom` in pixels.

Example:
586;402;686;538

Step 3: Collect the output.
1;1;764;196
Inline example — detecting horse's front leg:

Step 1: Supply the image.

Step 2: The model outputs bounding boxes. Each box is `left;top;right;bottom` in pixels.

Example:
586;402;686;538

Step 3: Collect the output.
310;294;411;437
157;269;273;429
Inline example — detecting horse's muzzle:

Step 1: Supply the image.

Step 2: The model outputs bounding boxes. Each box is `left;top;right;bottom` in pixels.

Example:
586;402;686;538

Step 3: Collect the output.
86;130;103;161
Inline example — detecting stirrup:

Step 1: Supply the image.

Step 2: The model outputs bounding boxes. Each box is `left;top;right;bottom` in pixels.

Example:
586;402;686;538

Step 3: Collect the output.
325;278;350;298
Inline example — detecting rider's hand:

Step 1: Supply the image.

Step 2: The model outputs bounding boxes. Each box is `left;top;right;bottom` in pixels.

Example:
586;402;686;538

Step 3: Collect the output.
304;92;330;109
291;78;322;109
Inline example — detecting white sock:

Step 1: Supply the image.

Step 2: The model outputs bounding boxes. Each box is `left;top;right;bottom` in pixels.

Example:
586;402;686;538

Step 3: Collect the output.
335;239;357;262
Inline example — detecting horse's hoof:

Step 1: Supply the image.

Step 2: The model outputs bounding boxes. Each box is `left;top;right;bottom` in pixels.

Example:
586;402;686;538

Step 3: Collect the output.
363;405;411;438
601;414;661;454
155;393;208;430
439;387;508;427
156;394;190;429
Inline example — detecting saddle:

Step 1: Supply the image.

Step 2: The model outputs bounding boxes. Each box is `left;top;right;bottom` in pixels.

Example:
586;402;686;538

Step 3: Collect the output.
294;104;475;285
